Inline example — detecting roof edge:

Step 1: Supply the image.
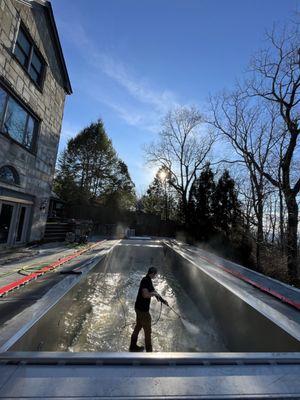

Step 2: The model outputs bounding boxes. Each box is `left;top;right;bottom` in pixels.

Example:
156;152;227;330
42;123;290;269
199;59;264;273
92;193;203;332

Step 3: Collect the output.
14;0;72;94
45;1;72;94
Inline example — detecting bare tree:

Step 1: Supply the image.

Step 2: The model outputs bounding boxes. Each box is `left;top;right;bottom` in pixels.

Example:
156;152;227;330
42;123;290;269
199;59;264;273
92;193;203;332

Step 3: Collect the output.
209;23;300;280
245;25;300;280
209;92;278;271
145;106;215;223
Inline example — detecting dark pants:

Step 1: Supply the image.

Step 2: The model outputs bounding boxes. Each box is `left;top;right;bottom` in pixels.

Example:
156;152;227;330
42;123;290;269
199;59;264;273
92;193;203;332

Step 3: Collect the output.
130;309;152;352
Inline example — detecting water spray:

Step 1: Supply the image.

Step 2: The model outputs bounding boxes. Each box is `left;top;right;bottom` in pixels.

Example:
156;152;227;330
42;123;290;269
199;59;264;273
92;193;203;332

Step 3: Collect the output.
163;302;200;335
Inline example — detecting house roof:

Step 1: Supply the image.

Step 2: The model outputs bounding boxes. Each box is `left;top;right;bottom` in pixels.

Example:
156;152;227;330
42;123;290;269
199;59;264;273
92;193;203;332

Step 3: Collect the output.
15;0;72;94
44;1;72;94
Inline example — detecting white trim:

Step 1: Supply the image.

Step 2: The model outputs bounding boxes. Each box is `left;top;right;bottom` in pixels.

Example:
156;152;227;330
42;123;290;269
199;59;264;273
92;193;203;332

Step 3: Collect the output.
14;0;33;7
0;196;33;205
14;0;47;7
12;14;22;54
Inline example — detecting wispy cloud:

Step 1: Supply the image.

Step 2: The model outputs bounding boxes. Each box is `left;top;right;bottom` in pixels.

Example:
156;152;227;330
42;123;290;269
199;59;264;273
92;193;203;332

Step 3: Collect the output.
60;21;180;131
97;54;179;113
91;95;161;133
57;19;187;188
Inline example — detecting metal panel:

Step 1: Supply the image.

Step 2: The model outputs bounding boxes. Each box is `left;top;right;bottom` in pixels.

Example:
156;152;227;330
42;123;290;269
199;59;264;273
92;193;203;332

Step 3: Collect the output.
5;240;300;352
1;362;300;398
1;240;300;398
166;245;300;351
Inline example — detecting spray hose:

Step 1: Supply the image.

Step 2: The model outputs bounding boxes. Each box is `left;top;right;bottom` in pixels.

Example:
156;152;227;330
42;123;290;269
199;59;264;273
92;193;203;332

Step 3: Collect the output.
0;243;89;279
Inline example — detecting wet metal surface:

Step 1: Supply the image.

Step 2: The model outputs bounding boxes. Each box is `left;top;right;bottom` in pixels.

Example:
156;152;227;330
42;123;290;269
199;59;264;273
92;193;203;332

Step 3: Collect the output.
0;241;118;352
67;242;225;352
1;239;300;398
6;239;300;353
9;241;225;352
1;361;300;399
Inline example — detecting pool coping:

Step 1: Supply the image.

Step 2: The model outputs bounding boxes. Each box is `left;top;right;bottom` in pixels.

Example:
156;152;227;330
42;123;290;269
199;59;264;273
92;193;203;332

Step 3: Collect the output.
0;241;119;352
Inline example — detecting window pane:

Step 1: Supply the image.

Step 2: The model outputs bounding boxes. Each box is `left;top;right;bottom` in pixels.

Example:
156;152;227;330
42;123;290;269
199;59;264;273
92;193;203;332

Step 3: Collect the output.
16;28;31;56
0;166;17;184
14;43;28;67
31;50;42;73
3;97;27;145
0;87;7;125
24;115;35;148
29;66;39;84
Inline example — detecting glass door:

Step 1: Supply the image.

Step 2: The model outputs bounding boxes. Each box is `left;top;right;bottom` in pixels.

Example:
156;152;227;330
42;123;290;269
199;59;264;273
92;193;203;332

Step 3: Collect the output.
16;205;29;243
0;202;14;244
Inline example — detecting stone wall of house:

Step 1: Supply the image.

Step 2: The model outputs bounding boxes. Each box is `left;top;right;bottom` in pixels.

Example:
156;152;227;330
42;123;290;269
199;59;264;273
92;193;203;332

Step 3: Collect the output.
0;0;68;242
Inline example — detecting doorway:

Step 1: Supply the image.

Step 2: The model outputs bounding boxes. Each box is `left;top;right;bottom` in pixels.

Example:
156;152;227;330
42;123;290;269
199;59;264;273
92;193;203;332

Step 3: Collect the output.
0;201;30;246
0;203;14;244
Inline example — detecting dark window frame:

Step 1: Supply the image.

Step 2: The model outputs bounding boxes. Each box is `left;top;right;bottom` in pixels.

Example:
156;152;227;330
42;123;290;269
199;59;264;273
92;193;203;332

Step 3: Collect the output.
0;79;40;154
13;22;47;92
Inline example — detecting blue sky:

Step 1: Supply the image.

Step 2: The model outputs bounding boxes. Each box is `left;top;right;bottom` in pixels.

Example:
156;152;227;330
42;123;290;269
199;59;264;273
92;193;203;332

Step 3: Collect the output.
51;0;298;194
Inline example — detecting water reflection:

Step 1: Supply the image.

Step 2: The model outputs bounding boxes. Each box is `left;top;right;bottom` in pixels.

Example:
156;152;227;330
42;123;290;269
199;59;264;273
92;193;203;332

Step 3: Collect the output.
64;244;227;352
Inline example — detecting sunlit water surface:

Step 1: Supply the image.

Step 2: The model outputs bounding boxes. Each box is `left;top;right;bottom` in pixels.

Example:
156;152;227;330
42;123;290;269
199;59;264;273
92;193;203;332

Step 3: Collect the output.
61;242;227;352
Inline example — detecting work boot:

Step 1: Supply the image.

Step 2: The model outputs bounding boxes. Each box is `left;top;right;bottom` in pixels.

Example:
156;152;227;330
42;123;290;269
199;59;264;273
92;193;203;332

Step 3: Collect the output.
129;344;144;352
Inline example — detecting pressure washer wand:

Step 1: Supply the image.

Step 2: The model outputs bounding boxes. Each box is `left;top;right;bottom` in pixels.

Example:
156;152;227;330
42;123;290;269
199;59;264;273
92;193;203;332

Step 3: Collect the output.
167;304;182;319
161;299;200;335
157;294;183;319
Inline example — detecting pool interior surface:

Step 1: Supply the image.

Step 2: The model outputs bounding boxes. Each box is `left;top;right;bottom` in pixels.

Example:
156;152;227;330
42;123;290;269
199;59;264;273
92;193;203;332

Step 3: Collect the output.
60;241;227;352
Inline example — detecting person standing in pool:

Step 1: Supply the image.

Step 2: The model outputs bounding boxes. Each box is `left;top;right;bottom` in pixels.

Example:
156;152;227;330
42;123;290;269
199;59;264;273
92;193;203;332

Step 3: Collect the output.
129;266;168;352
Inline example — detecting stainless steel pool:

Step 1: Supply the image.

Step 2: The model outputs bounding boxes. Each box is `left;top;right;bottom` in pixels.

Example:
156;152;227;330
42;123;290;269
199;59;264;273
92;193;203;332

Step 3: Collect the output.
5;239;300;352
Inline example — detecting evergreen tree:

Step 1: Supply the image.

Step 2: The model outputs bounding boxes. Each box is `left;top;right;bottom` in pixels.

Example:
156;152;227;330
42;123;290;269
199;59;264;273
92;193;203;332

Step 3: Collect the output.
53;120;136;210
188;163;215;240
53;151;89;205
140;177;165;217
140;167;177;220
212;169;240;237
101;160;136;210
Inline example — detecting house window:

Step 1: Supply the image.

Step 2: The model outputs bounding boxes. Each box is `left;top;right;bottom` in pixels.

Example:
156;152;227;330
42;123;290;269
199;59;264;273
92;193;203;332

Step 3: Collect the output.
0;85;38;151
14;24;45;87
0;165;20;185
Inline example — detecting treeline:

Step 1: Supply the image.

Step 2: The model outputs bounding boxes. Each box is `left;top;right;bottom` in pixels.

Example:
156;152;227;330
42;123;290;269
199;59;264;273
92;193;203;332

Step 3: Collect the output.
143;21;299;284
53;20;299;285
139;164;252;266
53;120;136;211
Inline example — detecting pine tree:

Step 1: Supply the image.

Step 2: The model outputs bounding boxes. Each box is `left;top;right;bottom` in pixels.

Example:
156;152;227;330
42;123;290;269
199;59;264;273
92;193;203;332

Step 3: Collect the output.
212;169;240;237
102;160;136;210
140;167;177;220
53;151;89;205
188;163;215;240
53;120;136;210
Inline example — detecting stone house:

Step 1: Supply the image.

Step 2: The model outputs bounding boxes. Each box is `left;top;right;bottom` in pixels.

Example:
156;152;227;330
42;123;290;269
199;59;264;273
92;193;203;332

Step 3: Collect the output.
0;0;72;246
